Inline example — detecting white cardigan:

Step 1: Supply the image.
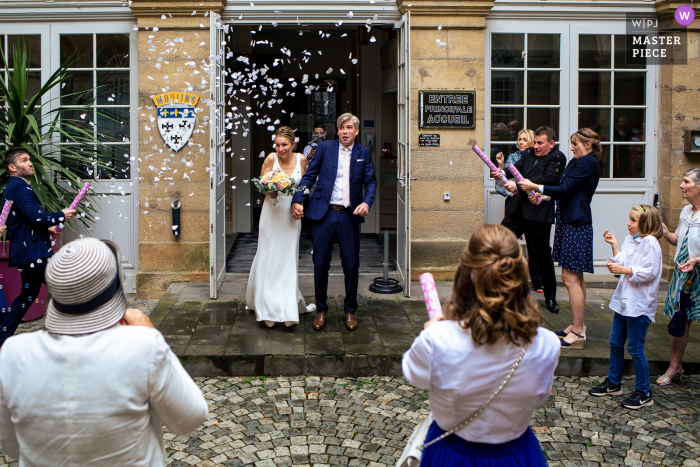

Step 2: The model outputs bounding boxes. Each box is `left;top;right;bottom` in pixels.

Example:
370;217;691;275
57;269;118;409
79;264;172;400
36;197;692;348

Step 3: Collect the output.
402;321;560;444
0;326;208;467
674;204;700;262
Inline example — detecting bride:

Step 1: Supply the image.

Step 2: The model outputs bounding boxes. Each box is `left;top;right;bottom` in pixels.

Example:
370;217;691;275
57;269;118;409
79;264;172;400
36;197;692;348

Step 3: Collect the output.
246;126;313;327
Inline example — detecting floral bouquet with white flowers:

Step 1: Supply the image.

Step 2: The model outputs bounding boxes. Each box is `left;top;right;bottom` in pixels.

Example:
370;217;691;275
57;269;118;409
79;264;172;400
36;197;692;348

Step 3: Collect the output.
252;170;304;197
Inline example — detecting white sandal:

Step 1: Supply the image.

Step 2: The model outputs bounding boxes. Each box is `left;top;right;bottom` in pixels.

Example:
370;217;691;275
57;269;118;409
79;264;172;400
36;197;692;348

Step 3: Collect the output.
656;368;683;386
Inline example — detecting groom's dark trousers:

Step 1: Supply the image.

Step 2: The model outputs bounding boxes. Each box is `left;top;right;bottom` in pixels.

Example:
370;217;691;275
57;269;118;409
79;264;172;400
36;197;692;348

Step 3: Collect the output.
292;138;377;316
313;207;360;314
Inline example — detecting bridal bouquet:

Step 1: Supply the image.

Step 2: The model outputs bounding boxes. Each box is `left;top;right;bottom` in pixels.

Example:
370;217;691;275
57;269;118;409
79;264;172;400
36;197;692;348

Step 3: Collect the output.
252;170;303;196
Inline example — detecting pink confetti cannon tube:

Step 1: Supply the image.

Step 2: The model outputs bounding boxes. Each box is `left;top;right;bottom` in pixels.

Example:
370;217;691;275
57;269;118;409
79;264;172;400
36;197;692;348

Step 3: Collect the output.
0;200;13;227
472;144;508;183
54;182;92;233
505;162;541;205
419;273;443;320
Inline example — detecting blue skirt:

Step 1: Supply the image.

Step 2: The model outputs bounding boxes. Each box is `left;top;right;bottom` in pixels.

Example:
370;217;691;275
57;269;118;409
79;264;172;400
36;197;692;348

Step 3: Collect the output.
420;422;548;467
551;209;594;274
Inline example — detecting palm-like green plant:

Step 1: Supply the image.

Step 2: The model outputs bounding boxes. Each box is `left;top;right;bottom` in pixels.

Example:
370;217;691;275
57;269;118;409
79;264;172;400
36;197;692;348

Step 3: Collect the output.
0;42;115;227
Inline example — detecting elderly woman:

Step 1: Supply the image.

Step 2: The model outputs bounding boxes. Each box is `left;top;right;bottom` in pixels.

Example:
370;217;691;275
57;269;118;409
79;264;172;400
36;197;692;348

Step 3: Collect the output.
519;128;601;349
495;129;543;293
402;224;560;466
657;168;700;385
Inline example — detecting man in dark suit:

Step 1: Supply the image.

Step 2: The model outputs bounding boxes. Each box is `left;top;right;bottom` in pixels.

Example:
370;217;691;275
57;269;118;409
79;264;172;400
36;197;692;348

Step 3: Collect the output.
496;127;566;313
0;147;75;345
292;114;377;331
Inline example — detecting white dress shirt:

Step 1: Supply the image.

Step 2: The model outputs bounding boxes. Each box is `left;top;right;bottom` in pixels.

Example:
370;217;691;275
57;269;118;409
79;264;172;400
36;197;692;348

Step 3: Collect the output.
402;321;560;444
0;326;208;467
608;234;662;320
330;143;353;205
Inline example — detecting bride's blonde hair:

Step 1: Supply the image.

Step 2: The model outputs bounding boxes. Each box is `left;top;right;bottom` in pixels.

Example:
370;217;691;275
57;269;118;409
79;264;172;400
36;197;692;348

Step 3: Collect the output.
274;126;297;151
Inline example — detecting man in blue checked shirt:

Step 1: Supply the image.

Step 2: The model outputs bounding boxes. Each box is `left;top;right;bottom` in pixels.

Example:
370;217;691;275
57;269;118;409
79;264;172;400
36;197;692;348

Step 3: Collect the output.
0;147;76;346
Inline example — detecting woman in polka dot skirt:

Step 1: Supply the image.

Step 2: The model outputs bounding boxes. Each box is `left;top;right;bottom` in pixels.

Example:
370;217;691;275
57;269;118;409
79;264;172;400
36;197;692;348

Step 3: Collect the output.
518;128;601;349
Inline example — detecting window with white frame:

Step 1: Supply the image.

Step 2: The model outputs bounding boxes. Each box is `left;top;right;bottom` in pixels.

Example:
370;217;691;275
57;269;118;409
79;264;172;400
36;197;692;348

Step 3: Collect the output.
59;34;131;180
490;33;561;165
578;35;647;179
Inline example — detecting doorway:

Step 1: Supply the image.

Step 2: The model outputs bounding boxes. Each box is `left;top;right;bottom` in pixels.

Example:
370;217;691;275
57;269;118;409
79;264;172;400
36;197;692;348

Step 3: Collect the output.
221;24;400;276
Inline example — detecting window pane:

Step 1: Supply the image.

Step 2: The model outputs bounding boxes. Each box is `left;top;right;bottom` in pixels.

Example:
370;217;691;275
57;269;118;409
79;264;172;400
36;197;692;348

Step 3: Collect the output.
60;35;93;68
491;71;524;105
527;34;560;68
528;108;559;139
527;71;559;105
60;109;94;140
614;35;646;69
61;70;93;106
492;34;524;68
96;34;130;68
97;70;129;105
613;145;645;178
579;72;610;105
97;108;129;143
579;108;611;142
98;145;130;180
61;146;92;179
612;108;645;178
8;35;41;68
579;35;611;69
491;108;524;142
614;71;645;105
598;144;611;178
489;141;518;169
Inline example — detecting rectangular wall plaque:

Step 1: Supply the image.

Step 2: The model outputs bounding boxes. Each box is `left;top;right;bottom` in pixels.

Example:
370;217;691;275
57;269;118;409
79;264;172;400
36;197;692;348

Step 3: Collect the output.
419;91;475;129
419;134;440;147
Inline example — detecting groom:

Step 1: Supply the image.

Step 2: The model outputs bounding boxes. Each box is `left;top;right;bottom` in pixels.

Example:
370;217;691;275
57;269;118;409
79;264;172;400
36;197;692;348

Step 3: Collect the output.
292;113;377;331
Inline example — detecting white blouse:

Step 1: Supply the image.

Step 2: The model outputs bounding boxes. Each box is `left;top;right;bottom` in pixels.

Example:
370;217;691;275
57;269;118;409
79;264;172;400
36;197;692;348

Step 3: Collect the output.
402;321;560;444
674;204;700;262
608;234;662;320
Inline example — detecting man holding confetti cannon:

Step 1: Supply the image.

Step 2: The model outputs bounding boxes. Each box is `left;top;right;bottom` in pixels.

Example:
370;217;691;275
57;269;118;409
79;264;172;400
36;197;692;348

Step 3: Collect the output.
0;147;76;346
490;127;566;314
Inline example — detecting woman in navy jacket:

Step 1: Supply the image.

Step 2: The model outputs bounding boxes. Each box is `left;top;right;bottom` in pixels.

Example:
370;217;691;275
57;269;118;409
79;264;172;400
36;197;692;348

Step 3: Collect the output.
519;128;601;349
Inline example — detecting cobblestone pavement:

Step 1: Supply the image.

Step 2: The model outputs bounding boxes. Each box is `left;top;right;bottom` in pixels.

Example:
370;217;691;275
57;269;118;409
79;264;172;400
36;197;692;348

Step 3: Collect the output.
2;374;697;467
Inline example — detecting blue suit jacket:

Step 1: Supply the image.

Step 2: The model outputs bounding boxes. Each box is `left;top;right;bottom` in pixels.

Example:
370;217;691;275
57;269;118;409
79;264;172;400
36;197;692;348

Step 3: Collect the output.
293;140;377;224
1;176;63;267
542;153;600;225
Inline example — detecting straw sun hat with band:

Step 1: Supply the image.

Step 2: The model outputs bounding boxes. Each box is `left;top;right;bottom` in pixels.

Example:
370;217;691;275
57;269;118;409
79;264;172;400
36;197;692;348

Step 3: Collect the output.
45;238;127;335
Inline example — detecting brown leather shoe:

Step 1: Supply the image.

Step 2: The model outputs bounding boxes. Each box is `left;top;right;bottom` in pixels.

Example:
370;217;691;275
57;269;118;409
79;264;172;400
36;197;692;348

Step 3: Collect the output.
313;312;327;330
345;313;358;331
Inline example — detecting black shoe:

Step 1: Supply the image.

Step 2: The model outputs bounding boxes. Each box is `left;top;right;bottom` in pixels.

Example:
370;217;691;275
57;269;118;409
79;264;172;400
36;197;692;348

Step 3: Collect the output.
620;390;654;410
589;378;623;397
546;299;559;314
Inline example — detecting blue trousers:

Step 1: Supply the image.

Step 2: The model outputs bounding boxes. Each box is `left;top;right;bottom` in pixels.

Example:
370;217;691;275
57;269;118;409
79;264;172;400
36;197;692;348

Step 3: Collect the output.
608;312;651;394
0;260;47;346
312;207;360;314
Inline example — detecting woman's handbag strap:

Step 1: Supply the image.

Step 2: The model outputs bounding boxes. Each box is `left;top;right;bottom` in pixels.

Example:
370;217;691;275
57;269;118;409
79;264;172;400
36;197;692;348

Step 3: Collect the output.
418;344;528;451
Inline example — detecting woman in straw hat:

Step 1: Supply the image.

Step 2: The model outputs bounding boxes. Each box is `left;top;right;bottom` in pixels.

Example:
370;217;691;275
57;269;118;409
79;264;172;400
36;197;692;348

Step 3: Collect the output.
0;237;208;466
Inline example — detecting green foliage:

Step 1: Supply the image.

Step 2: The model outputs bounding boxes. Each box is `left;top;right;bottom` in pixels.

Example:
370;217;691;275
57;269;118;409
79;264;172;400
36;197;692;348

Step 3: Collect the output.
0;41;115;228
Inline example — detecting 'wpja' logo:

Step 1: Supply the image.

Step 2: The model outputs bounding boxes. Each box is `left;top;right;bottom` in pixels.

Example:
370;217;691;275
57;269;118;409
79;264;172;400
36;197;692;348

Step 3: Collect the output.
675;5;695;26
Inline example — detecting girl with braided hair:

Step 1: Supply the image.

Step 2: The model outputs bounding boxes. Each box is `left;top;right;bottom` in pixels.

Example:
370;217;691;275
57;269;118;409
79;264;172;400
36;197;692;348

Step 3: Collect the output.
402;224;560;466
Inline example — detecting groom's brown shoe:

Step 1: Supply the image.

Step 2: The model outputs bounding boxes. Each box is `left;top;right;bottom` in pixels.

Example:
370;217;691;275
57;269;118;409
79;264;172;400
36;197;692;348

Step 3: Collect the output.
345;313;358;331
313;312;327;330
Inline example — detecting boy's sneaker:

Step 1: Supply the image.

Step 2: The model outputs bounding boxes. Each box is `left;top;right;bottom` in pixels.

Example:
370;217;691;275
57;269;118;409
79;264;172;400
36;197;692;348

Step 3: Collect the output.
589;378;623;397
620;390;654;410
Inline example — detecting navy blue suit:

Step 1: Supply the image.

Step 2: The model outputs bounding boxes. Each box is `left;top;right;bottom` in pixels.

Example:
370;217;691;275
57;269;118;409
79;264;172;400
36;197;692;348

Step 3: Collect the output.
542;153;600;225
0;176;63;345
293;140;377;314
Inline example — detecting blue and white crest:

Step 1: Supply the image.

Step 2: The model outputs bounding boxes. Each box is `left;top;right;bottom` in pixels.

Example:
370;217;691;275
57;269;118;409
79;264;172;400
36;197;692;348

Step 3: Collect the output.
157;105;196;152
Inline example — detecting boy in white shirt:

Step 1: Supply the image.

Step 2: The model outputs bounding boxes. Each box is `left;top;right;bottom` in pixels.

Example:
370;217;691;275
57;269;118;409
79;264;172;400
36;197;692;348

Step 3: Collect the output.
590;204;663;409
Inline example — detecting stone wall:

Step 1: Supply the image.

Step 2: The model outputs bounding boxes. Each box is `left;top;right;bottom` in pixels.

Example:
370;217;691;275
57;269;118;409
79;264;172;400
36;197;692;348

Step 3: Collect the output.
397;0;493;280
131;1;226;297
657;3;700;278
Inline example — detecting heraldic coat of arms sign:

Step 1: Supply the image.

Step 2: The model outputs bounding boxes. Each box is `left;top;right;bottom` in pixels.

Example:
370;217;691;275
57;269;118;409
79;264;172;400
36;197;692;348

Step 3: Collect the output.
152;91;200;152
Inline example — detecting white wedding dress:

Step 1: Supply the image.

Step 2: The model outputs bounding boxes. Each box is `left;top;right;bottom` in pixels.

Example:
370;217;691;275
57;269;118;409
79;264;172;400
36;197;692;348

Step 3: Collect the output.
246;153;308;326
